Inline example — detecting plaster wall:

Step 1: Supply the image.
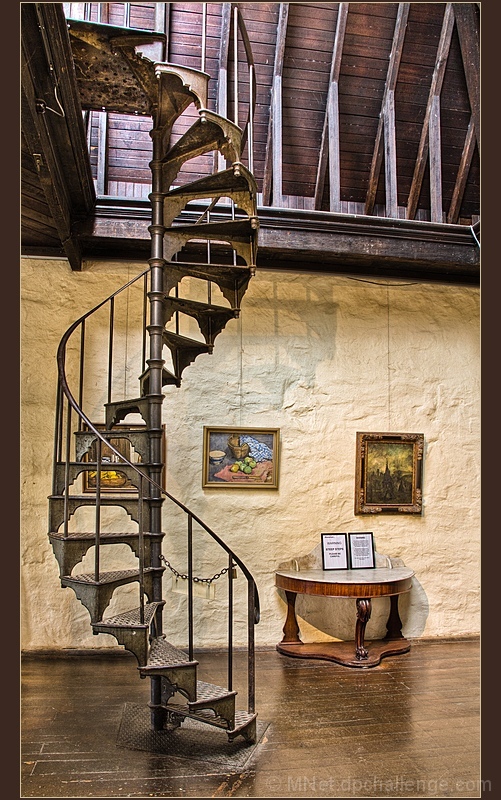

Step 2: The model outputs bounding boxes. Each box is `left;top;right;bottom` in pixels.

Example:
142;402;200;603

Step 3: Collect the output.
21;257;480;651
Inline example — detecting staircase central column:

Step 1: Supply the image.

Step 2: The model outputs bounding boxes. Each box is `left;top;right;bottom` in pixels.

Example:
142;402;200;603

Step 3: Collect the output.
147;97;169;730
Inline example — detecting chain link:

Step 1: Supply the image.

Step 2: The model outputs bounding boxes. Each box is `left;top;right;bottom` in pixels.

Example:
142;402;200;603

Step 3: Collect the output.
160;555;231;584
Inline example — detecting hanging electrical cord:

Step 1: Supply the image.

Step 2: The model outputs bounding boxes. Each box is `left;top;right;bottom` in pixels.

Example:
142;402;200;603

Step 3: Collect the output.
471;224;480;248
346;276;419;287
35;6;66;118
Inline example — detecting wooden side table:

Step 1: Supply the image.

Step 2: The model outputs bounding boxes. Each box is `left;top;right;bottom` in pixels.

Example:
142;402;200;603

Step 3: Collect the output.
275;566;414;668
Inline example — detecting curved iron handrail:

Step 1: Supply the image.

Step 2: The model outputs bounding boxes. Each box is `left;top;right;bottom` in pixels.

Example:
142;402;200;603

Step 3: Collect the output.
55;267;260;624
232;3;257;166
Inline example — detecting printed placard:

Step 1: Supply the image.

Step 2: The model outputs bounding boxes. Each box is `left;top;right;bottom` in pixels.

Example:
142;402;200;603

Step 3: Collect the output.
348;532;376;569
321;533;349;570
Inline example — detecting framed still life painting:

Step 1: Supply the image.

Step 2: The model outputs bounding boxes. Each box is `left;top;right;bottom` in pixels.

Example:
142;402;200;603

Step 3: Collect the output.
202;427;280;488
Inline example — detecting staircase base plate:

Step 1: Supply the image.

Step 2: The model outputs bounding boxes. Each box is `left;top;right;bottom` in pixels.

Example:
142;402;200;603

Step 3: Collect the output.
117;702;269;767
276;638;411;668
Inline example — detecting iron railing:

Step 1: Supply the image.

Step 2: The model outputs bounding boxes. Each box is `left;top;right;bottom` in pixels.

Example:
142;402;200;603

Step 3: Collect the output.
53;267;260;712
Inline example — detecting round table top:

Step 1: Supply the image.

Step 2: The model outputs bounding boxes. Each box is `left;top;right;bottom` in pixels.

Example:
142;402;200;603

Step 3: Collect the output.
275;566;414;598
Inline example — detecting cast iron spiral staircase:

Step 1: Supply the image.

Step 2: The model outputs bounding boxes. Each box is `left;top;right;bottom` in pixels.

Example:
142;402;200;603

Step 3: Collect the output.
48;9;260;744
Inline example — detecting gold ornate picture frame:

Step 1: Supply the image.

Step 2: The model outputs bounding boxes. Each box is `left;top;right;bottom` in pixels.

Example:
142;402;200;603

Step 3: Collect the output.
355;432;424;514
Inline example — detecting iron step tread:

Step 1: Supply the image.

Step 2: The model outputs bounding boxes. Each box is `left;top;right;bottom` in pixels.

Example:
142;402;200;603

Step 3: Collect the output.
166;703;257;734
61;567;161;585
93;602;163;630
189;680;237;706
55;460;155;468
49;530;163;541
162;330;212;357
169;217;259;237
139;365;181;390
164;259;252;275
163;296;238;315
167;162;256;198
48;493;152;502
162;109;241;167
164;164;257;223
146;636;197;669
163;329;211;347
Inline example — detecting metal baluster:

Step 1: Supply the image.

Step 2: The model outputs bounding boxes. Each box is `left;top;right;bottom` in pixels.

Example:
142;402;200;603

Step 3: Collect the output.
63;402;72;538
78;320;85;431
124;2;131;28
142;273;148;375
108;297;114;405
53;383;63;495
231;7;238;267
247;580;256;713
227;554;234;691
233;5;239;126
248;64;254;174
188;515;194;660
138;474;145;624
94;436;101;582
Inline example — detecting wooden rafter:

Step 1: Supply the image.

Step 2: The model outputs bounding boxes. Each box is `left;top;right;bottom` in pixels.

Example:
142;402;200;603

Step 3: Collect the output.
384;90;398;218
262;3;289;207
429;95;443;222
364;3;410;216
447;116;476;224
96;112;108;196
314;2;349;211
406;3;454;221
453;3;479;152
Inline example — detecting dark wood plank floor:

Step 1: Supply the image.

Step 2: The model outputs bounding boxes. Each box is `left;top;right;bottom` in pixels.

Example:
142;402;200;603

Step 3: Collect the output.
21;639;482;798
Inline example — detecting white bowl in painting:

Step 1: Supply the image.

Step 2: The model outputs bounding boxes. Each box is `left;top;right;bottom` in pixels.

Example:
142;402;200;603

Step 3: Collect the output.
209;450;226;464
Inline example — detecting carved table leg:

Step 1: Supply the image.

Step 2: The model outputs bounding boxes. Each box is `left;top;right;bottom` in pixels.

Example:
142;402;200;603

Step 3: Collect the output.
355;598;372;660
280;590;302;644
384;594;404;640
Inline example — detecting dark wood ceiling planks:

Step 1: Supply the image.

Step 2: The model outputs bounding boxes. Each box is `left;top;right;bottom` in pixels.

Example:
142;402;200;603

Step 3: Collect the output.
21;2;479;281
79;1;478;223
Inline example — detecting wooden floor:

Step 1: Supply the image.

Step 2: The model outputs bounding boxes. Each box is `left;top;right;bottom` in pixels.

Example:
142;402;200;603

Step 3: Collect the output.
21;639;482;798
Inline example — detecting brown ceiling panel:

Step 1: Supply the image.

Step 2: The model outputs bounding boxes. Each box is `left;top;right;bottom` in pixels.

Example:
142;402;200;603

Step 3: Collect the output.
21;2;479;280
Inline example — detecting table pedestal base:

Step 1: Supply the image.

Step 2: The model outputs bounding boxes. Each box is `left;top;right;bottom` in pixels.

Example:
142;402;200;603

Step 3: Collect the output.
276;638;411;668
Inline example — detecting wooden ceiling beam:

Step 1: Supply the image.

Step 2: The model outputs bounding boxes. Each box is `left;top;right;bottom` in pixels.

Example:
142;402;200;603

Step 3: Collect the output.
452;3;480;152
69;203;479;283
364;3;410;216
447;116;476;224
262;3;289;207
21;80;82;270
20;3;97;270
314;2;349;212
406;4;454;221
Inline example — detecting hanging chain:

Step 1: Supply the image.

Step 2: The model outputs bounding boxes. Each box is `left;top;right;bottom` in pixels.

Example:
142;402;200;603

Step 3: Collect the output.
160;555;234;584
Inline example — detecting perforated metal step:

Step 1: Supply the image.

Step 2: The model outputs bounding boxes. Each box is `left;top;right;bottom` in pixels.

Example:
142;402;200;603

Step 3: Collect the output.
146;636;194;669
93;601;163;630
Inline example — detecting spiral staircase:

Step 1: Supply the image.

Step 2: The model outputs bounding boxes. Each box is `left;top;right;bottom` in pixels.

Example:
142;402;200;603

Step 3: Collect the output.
48;14;260;745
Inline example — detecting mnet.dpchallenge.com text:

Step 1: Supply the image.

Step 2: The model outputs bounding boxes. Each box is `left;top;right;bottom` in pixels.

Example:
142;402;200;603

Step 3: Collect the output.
262;773;491;796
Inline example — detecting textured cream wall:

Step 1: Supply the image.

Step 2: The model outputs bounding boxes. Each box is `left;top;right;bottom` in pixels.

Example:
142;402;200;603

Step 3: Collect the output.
21;257;480;651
